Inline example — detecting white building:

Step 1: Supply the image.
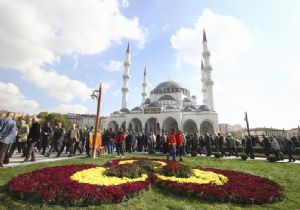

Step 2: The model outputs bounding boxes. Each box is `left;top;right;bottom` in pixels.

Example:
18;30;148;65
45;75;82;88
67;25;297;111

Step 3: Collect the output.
104;30;218;134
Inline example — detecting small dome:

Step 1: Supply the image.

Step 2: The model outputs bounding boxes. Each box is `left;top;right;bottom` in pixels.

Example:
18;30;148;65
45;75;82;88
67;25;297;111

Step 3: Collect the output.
183;97;192;102
144;98;150;104
165;105;177;109
131;106;142;111
184;105;196;111
198;105;211;111
148;101;161;107
113;111;121;114
158;95;176;101
120;108;130;113
192;95;196;98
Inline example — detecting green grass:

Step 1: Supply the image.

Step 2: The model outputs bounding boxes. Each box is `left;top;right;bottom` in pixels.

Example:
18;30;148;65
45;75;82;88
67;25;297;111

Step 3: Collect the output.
0;154;299;210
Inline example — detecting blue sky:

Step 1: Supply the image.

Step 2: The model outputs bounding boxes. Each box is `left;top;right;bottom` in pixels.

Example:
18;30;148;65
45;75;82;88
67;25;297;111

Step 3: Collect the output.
0;0;300;129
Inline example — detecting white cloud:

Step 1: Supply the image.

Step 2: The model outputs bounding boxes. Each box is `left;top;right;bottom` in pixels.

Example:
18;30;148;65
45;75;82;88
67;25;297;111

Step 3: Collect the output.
0;0;146;102
170;9;252;68
51;104;88;114
170;9;300;129
288;57;300;90
0;82;39;113
99;60;123;72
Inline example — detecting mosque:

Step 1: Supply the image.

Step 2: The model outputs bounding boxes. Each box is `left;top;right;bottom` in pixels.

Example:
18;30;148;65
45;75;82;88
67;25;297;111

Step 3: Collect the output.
105;30;218;134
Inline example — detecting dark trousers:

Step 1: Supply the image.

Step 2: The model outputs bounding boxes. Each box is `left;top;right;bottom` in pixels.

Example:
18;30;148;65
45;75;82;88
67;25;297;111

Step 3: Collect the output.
229;147;239;157
176;145;184;160
206;146;212;156
57;141;69;157
287;150;295;162
0;142;9;166
73;141;82;155
246;147;255;159
116;142;124;156
46;140;59;156
41;136;49;155
25;142;36;161
85;140;91;156
219;145;225;156
8;142;17;157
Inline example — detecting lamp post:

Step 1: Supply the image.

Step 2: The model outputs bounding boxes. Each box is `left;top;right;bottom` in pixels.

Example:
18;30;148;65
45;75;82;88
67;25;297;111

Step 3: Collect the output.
90;83;102;158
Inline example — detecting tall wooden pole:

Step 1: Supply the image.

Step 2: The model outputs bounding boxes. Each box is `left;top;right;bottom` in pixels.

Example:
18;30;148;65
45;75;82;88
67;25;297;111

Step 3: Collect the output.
92;83;102;158
244;112;250;137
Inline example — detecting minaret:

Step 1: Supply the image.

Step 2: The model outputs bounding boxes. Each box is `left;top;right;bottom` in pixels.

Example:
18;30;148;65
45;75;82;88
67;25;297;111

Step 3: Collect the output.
201;29;215;110
142;66;147;103
121;42;131;109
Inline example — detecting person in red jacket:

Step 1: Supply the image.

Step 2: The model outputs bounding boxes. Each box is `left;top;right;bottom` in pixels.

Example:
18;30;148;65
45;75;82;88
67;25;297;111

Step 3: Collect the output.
114;128;125;158
176;129;184;161
167;128;177;161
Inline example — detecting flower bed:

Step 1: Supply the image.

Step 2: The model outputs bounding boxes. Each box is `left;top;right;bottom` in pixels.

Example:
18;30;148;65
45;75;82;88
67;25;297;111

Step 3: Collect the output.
9;164;151;206
8;158;284;206
154;167;284;204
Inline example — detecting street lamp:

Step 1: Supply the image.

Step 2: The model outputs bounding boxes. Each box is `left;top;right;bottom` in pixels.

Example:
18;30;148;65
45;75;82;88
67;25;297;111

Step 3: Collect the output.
90;83;102;158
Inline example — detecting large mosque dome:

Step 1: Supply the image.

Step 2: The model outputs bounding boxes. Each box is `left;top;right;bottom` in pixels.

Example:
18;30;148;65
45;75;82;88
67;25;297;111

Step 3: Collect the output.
154;81;182;89
151;80;190;95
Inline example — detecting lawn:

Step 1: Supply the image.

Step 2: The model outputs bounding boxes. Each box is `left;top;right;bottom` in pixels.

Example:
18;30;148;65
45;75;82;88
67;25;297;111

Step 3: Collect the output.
0;154;299;210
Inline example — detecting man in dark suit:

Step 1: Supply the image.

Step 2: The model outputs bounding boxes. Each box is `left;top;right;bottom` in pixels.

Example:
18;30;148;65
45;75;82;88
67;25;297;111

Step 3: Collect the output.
24;116;41;162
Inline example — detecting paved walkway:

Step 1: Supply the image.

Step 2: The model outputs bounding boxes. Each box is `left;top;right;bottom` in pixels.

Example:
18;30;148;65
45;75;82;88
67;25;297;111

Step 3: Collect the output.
1;151;299;168
2;151;86;168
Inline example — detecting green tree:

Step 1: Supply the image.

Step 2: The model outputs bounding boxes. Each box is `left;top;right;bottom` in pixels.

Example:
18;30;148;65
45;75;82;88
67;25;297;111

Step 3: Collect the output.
37;112;72;129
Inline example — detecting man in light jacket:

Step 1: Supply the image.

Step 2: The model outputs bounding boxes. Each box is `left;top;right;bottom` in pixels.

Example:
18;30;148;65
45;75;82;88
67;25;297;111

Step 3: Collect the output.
0;113;17;167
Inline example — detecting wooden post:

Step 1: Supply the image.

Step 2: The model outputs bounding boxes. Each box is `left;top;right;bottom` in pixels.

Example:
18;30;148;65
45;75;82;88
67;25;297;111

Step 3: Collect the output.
244;112;250;137
92;83;102;158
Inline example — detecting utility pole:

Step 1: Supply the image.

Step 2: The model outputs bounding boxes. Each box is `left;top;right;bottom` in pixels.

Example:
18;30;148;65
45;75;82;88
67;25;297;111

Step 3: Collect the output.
244;112;250;137
92;83;102;158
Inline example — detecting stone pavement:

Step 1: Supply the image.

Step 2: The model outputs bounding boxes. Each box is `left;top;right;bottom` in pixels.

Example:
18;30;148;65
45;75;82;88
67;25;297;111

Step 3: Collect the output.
1;151;299;168
2;151;86;168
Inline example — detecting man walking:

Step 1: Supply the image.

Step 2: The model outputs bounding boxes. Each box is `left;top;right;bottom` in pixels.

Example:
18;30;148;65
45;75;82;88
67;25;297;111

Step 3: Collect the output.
176;129;184;161
0;113;17;167
24;116;41;162
167;128;177;161
114;128;125;158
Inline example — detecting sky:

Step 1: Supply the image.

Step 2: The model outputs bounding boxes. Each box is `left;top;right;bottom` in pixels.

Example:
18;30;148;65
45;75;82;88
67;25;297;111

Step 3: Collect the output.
0;0;300;129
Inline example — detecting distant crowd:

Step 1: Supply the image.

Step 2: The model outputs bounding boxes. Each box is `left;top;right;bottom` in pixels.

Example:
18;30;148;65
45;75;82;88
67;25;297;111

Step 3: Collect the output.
0;112;299;167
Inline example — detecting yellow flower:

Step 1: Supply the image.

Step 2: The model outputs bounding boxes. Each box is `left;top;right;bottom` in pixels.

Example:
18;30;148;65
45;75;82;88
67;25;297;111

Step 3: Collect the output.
118;160;136;165
70;167;148;186
155;169;228;185
118;160;167;167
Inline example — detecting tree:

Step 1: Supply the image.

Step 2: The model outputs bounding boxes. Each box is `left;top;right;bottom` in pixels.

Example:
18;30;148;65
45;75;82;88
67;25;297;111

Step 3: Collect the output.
37;112;72;129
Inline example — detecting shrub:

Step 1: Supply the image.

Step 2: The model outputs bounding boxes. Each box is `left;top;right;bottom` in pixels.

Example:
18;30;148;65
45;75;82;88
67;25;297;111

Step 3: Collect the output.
105;163;144;178
240;154;248;161
267;156;278;162
159;164;194;178
213;153;222;158
191;151;198;157
134;160;161;172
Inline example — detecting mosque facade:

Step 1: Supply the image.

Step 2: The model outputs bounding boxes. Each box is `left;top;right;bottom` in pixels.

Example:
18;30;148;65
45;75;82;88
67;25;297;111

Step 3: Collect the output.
104;30;218;134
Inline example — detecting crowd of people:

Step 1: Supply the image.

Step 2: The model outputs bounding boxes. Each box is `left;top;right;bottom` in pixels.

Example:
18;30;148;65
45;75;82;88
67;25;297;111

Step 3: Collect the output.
0;112;299;167
0;112;95;167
